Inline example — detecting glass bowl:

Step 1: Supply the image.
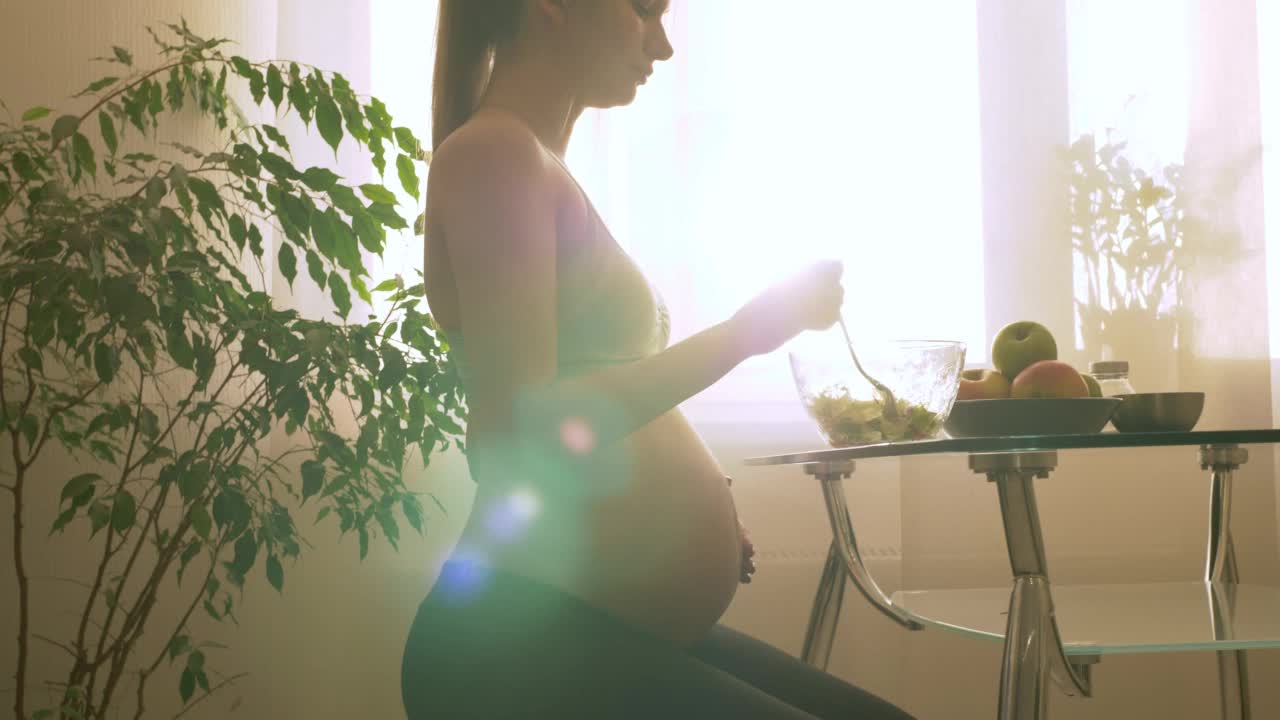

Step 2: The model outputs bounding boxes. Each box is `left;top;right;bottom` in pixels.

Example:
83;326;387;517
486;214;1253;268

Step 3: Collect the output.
788;333;966;447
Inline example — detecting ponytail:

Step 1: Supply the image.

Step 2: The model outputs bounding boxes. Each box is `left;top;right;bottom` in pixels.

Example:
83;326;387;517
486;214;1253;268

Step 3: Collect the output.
432;0;523;151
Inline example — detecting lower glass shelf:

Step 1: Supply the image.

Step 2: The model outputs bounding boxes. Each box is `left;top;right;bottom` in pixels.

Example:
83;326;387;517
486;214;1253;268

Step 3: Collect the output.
890;581;1280;655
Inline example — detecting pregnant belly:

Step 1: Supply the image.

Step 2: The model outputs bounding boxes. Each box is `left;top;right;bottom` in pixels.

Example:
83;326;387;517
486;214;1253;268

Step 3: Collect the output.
457;409;742;646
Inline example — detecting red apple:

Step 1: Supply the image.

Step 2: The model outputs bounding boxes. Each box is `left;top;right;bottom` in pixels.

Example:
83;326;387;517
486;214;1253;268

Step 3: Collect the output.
1011;360;1089;399
956;368;1012;400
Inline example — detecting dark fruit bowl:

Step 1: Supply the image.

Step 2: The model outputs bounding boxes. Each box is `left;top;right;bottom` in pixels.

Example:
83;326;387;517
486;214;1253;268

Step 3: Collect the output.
1110;392;1205;433
943;398;1123;438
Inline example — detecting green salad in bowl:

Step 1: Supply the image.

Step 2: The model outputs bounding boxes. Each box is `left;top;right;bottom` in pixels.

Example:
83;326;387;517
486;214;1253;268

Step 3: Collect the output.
808;387;944;445
789;335;965;447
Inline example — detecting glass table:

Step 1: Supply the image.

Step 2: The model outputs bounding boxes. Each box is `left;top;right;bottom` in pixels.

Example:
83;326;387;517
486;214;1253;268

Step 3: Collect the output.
743;429;1280;720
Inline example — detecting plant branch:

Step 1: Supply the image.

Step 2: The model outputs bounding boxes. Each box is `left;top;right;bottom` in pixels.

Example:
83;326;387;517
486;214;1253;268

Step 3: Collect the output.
133;536;225;720
33;634;79;660
92;365;154;664
0;287;18;421
8;461;30;720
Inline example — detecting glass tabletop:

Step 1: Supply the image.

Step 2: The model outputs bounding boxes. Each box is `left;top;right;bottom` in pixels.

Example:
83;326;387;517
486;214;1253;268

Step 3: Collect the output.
889;581;1280;655
742;429;1280;467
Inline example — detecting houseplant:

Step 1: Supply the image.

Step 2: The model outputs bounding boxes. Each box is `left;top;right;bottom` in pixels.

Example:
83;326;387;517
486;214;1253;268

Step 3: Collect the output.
1068;131;1187;372
1;19;466;719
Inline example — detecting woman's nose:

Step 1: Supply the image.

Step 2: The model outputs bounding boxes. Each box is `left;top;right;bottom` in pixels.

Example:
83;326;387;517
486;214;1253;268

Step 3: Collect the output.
649;24;674;62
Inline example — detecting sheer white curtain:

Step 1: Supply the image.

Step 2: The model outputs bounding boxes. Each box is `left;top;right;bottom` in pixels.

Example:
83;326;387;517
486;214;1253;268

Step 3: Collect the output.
563;1;987;425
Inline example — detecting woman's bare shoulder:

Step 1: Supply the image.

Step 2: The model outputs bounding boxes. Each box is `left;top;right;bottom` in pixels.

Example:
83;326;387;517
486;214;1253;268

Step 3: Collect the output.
429;112;552;202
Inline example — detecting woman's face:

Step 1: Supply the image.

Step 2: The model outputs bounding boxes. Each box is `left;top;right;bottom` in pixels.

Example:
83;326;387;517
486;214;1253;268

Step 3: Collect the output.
562;0;674;108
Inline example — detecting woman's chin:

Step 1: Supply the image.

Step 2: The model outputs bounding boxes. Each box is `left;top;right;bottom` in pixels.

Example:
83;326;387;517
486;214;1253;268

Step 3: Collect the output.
587;86;641;110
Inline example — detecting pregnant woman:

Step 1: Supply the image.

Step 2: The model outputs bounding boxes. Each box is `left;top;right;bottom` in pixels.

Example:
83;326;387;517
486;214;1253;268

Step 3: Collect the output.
401;2;915;718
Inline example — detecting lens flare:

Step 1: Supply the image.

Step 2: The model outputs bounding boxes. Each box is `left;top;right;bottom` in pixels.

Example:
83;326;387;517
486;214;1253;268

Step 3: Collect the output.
559;417;596;454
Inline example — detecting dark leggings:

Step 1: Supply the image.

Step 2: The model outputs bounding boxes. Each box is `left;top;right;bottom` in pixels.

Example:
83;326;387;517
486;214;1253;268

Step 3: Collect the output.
401;561;914;719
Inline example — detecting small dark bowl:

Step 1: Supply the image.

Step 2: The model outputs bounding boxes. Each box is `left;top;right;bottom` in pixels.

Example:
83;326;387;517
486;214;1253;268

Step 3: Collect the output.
944;398;1123;438
1110;392;1205;433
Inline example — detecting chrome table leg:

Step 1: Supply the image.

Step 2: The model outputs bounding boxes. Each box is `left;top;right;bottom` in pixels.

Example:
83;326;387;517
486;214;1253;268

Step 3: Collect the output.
971;451;1092;720
1201;445;1251;720
800;461;923;668
801;539;847;669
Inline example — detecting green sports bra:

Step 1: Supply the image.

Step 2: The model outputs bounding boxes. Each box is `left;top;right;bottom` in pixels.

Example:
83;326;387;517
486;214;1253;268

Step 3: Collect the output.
444;154;671;383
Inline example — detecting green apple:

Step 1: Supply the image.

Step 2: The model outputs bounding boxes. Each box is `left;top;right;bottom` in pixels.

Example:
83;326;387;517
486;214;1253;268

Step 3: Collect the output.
1011;360;1089;399
956;368;1012;400
1081;373;1103;398
991;321;1058;379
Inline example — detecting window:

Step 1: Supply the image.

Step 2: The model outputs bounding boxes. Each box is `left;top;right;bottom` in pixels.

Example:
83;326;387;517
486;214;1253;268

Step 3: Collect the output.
567;2;987;423
371;2;987;425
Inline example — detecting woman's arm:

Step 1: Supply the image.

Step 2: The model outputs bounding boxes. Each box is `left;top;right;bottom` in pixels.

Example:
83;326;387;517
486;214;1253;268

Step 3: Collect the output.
434;118;841;477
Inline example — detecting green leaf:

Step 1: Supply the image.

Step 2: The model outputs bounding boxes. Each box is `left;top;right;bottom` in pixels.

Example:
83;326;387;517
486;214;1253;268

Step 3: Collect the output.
166;326;195;370
379;347;407;390
167;66;186;109
110;490;136;534
376;507;400;550
248;224;265;258
230;55;254;77
99;111;118;155
396;154;420;200
51;114;79;146
326;184;364;216
228;214;248;251
187;177;224;215
262;124;291;150
191;504;212;541
278;242;298;287
359;183;397;205
17;346;43;374
93;343;118;383
212;489;250;536
351;275;372;304
266;555;284;592
266;64;285;109
179;668;196;702
168;634;191;662
258;151;296;179
301;459;325;502
21;106;52;122
305;250;327;288
230;532;258;577
113;46;133;66
178;463;209;502
402;496;424;534
353;211;384;253
301;167;340;192
247;68;266;105
12;152;38;181
73;132;97;177
328;272;351;318
393;126;420;155
287;62;313;122
367;202;408;230
358;527;369;560
61;473;100;503
311;210;336;258
315;93;343;153
77;76;120;97
89;502;111;536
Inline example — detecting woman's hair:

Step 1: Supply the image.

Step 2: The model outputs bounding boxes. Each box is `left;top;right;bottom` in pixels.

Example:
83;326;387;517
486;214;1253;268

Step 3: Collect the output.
432;0;524;151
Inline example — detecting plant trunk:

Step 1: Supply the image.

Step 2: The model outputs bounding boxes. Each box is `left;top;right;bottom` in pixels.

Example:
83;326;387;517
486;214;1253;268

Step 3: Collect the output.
10;465;28;720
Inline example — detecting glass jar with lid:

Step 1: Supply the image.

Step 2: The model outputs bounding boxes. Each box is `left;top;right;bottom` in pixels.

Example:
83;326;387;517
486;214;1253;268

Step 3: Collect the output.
1088;360;1135;397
